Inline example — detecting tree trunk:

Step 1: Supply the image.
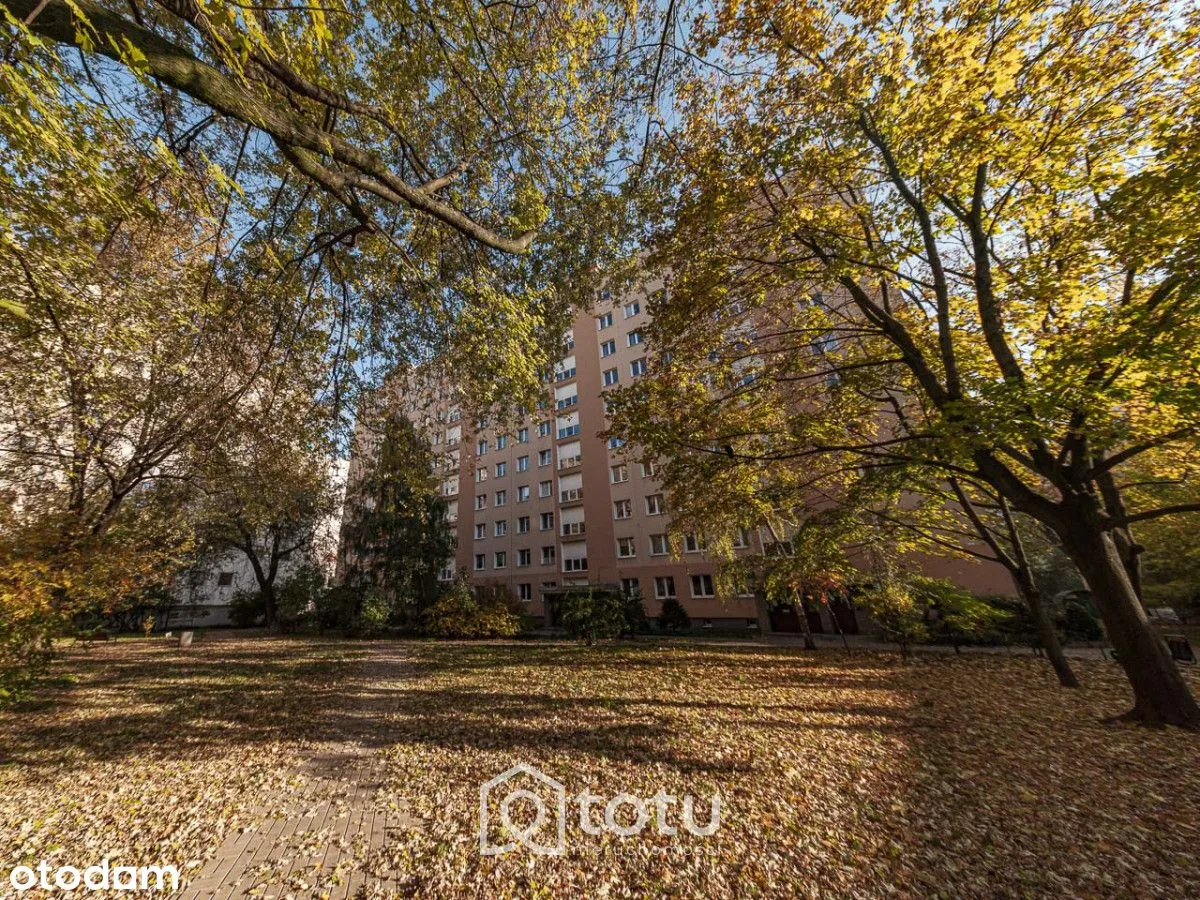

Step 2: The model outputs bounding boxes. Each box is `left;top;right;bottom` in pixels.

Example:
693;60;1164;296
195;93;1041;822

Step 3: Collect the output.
1058;514;1200;728
794;590;816;651
1013;564;1080;689
241;545;279;628
754;595;774;636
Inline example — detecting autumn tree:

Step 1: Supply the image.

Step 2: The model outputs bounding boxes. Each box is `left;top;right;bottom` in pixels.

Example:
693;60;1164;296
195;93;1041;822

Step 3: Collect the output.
194;426;342;628
618;0;1200;726
2;0;655;406
0;77;346;685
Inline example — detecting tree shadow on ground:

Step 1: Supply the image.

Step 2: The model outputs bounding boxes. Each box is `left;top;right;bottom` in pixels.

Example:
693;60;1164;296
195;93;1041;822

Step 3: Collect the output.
0;637;911;777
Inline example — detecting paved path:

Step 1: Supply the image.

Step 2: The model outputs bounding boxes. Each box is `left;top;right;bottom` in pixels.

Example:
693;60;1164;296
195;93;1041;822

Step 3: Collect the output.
179;647;419;900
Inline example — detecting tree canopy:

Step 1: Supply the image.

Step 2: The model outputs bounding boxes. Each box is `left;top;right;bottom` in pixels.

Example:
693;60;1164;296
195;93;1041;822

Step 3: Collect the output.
612;0;1200;726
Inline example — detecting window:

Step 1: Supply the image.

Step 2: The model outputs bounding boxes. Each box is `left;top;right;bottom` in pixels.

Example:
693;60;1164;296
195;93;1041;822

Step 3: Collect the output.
474;553;486;571
475;466;488;483
517;485;531;502
516;455;529;473
655;576;676;599
494;520;508;537
474;523;486;540
495;489;507;506
691;574;715;597
217;571;234;587
613;499;632;520
540;511;554;531
646;494;665;515
597;312;613;329
630;358;647;377
558;422;581;439
627;329;643;347
563;556;588;572
494;551;507;568
519;583;533;601
518;427;529;443
641;461;658;478
623;301;640;318
539;480;553;498
650;533;669;555
538;421;552;438
495;461;507;477
541;546;557;565
475;494;487;510
496;434;509;450
608;436;625;450
621;577;640;596
617;537;637;558
538;449;552;466
556;394;578;410
733;527;751;549
477;415;490;428
603;368;619;387
684;533;707;553
518;549;532;567
601;339;617;357
477;439;488;455
611;464;628;484
518;516;531;534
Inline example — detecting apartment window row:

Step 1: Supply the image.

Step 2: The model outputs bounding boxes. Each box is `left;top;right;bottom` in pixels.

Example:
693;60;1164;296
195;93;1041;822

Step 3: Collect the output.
473;548;558;570
611;494;664;519
651;574;715;600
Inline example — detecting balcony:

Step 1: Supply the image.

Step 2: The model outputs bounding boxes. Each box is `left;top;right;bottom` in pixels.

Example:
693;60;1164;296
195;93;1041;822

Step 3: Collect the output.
557;454;582;472
559;488;584;505
562;557;588;573
561;521;586;537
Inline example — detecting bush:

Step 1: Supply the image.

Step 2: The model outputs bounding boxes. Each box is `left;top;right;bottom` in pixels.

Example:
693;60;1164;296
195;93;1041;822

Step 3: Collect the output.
928;583;1010;648
0;614;53;708
275;566;325;633
1063;593;1104;641
860;576;1010;655
421;574;521;638
857;579;928;655
228;589;266;628
622;591;649;636
357;588;392;636
659;595;692;632
558;588;626;644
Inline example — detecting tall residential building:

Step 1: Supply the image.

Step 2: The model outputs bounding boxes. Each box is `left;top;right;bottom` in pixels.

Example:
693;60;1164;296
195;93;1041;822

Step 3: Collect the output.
352;290;1012;633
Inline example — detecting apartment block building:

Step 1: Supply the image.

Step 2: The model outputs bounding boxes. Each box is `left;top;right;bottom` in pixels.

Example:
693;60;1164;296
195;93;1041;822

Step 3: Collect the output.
362;289;1013;632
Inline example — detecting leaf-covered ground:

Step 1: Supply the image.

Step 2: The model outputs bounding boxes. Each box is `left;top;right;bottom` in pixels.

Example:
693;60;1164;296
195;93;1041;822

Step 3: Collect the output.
2;637;1199;898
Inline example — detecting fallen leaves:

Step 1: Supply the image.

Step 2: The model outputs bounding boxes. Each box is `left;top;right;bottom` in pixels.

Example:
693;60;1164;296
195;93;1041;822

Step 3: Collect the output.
1;638;1198;898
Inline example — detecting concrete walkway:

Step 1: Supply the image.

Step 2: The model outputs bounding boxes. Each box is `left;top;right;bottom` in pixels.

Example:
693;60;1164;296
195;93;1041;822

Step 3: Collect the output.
179;647;420;900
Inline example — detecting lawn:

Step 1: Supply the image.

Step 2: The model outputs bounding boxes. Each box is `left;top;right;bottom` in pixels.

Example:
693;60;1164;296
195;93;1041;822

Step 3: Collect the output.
2;637;1199;898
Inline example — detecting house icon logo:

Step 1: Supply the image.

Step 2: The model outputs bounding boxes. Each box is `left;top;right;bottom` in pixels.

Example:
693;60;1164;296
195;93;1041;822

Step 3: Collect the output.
479;763;567;856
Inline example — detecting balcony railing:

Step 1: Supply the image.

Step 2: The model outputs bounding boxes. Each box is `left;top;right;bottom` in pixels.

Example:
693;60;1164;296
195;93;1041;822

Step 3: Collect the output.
557;455;582;471
559;488;584;504
561;521;586;537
